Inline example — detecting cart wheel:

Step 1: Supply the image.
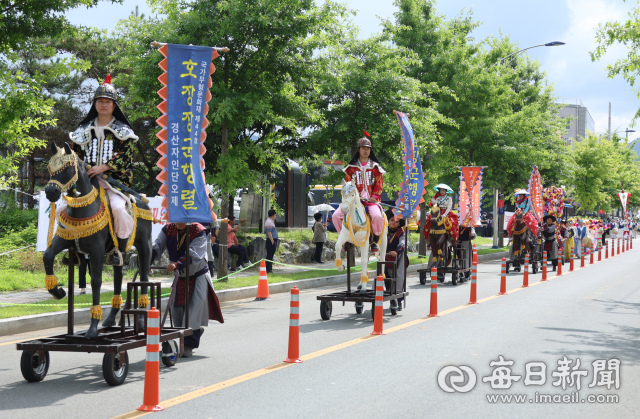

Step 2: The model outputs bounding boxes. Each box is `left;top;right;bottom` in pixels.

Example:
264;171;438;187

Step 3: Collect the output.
390;305;398;316
371;303;376;320
161;340;179;367
505;263;510;274
419;271;427;285
515;265;521;272
320;300;332;320
20;350;49;382
452;272;458;286
437;273;445;283
355;303;364;314
532;262;539;274
102;351;129;386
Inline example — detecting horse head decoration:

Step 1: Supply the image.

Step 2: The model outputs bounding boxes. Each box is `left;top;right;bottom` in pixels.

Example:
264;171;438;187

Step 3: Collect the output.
43;142;154;338
334;180;388;294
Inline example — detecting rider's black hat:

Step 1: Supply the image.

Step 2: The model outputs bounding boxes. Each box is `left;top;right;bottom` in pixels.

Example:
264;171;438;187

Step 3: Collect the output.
543;214;556;223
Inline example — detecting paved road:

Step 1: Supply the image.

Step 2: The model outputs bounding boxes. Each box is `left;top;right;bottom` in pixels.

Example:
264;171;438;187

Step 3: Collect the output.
0;242;638;418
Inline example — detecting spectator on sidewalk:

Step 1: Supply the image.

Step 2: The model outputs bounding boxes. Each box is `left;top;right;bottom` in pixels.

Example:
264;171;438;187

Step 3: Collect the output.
312;212;329;264
265;209;278;273
78;255;90;295
226;215;250;270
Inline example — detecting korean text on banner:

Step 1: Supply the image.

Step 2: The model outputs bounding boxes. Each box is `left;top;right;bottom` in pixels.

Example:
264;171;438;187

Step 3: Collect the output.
394;111;427;218
155;43;218;223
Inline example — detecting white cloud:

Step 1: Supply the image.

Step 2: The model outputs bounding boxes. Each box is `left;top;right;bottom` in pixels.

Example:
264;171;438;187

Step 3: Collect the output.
547;0;639;133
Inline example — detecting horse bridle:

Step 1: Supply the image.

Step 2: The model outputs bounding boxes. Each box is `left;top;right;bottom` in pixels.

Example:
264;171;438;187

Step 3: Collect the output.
47;150;78;193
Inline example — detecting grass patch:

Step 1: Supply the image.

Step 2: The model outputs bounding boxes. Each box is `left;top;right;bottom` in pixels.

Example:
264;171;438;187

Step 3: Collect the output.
477;246;509;255
0;288;172;319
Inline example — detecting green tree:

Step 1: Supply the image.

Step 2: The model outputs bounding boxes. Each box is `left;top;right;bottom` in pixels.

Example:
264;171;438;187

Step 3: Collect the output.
116;0;352;278
592;1;640;122
299;31;450;193
385;0;568;195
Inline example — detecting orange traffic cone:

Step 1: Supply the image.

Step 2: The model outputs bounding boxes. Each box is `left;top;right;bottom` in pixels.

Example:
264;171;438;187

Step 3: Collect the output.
255;260;271;301
499;257;508;295
428;267;439;317
137;308;164;412
371;276;385;335
284;287;302;363
472;243;478;265
522;253;529;288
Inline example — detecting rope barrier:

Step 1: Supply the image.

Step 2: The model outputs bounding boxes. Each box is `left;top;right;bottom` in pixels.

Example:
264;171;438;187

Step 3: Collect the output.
0;244;36;257
0;258;372;308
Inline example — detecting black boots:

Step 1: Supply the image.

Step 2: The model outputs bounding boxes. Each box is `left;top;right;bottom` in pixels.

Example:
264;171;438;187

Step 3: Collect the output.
371;235;380;252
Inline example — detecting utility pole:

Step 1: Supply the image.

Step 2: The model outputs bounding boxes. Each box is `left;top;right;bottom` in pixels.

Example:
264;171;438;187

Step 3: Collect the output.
608;102;612;140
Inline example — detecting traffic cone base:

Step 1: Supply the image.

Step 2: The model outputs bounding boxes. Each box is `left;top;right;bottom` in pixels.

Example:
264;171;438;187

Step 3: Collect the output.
256;260;271;300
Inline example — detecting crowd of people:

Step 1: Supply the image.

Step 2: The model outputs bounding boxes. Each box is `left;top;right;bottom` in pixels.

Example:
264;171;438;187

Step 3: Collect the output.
559;217;638;259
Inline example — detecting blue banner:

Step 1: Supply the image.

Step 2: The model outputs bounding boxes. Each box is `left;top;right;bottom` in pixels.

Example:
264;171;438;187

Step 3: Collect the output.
395;111;426;218
166;44;213;223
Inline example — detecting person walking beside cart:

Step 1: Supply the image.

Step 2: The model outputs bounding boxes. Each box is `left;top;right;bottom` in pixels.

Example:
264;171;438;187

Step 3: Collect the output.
542;215;559;271
384;210;408;311
151;222;224;357
265;209;278;273
458;223;476;281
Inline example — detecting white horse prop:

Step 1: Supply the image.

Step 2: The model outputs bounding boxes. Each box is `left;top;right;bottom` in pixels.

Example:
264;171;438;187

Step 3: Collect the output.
335;181;388;294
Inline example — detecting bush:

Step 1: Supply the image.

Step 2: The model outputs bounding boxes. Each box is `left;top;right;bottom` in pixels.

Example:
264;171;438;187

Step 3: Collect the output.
0;193;38;235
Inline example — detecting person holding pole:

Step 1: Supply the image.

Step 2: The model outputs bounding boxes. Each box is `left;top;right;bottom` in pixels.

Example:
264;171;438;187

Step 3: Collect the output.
151;223;224;357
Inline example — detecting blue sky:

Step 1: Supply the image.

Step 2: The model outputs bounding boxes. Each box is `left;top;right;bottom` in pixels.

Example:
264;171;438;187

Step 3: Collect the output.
67;0;640;140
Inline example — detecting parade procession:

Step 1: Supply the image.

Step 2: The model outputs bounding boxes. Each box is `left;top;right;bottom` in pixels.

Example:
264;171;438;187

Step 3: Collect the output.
2;1;640;418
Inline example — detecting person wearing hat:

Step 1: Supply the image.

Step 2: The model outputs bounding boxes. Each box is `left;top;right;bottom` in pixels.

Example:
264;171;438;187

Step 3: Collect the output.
331;131;386;251
384;210;408;311
506;189;539;239
542;215;559;271
424;184;459;240
59;75;138;266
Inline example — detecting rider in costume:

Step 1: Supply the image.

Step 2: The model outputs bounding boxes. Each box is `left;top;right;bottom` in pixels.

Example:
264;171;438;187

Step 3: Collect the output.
422;185;459;270
423;184;459;243
62;75;137;266
331;132;386;251
506;189;539;237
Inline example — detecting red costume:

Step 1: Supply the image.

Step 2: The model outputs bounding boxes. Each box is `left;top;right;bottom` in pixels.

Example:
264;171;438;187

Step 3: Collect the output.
422;191;459;242
343;161;385;201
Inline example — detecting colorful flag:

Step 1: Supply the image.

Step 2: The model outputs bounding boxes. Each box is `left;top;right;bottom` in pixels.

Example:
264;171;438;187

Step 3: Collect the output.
155;44;218;223
459;167;484;227
618;190;630;217
528;166;543;222
394;111;427;218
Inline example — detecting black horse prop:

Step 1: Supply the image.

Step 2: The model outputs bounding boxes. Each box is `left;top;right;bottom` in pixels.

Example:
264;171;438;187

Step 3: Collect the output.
44;142;153;338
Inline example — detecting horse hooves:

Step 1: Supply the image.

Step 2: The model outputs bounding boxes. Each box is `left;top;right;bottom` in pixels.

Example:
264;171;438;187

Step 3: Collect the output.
85;318;100;338
48;287;66;300
102;308;120;327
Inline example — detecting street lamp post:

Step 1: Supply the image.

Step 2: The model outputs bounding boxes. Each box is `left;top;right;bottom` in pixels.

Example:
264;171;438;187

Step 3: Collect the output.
495;41;566;67
625;128;635;141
